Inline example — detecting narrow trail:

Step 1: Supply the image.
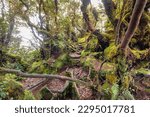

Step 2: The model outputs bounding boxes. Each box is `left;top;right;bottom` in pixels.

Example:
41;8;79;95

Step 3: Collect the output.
22;66;94;99
21;53;150;100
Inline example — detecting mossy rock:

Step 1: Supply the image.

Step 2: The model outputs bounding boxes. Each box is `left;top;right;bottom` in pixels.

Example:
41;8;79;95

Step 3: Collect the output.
86;37;98;51
102;32;115;41
81;56;96;67
78;33;98;51
0;75;35;100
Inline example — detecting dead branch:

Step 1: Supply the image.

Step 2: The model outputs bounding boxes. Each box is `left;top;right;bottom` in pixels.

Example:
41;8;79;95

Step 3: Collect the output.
0;67;91;86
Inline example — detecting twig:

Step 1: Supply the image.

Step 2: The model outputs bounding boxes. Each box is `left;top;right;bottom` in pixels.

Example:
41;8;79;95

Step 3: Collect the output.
71;70;80;99
99;60;107;71
27;79;48;90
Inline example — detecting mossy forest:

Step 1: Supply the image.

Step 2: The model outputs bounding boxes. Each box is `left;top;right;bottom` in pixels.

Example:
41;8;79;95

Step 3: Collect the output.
0;0;150;100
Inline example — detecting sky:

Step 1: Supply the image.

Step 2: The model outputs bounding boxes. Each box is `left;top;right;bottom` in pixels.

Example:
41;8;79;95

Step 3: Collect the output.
18;27;33;46
19;0;102;47
91;0;101;7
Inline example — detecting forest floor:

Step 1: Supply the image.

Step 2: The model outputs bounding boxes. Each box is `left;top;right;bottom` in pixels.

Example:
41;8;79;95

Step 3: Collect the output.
21;70;150;100
21;53;150;100
22;66;94;99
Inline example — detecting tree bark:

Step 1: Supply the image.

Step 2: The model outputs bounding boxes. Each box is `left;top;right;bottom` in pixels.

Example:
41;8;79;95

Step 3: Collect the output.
102;0;116;26
120;0;148;50
80;0;109;51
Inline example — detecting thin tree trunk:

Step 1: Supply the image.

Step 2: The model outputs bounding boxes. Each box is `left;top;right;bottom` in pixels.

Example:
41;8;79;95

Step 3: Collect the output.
120;0;148;50
102;0;116;26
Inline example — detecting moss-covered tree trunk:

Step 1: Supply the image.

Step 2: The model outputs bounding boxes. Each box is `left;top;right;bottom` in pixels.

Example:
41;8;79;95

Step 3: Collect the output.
120;0;148;50
116;0;147;99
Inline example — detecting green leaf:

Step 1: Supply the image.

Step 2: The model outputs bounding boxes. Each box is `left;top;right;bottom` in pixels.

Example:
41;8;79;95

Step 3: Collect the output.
111;84;119;100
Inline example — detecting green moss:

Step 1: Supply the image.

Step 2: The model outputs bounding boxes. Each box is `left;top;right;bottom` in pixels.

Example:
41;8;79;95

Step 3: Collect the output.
29;60;50;73
102;32;115;41
83;56;95;67
78;34;98;51
134;68;150;76
117;55;128;74
131;49;147;59
86;37;98;51
78;33;90;43
118;89;134;100
23;90;35;100
122;74;132;89
110;84;119;100
53;53;70;70
106;72;118;85
101;82;119;100
0;75;35;100
2;79;25;99
104;43;118;60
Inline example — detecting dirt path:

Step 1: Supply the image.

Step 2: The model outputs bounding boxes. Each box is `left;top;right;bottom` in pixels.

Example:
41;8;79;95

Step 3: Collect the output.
22;66;94;99
21;56;150;100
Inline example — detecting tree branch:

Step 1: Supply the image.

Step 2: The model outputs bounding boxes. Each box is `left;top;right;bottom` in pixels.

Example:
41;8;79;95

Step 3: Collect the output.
0;67;91;86
80;1;109;51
